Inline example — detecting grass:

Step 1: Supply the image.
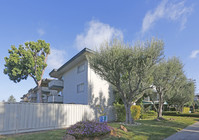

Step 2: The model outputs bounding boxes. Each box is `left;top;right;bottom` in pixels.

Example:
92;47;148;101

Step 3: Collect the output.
107;116;199;140
0;116;198;140
0;129;66;140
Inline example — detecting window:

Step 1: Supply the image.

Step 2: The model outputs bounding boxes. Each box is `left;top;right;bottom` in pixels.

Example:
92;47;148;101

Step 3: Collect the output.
77;63;85;73
77;83;84;93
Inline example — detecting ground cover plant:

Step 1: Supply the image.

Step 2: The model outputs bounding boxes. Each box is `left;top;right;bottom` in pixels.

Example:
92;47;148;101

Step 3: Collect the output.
65;120;112;139
1;116;198;140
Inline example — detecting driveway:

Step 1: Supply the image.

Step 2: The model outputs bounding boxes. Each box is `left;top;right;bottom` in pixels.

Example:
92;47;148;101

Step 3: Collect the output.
165;121;199;140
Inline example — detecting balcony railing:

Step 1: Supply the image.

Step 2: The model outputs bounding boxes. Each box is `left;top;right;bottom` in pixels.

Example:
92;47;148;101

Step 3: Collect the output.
41;87;51;93
28;93;37;99
47;96;63;103
48;80;64;90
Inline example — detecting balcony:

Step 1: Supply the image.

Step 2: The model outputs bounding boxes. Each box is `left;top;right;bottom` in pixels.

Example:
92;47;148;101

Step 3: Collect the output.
41;87;51;93
28;93;37;99
47;96;63;103
48;80;63;91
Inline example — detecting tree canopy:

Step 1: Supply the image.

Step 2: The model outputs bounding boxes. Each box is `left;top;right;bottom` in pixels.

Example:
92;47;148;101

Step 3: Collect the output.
4;40;50;84
166;78;195;111
89;38;164;124
4;40;50;102
152;57;185;118
7;95;16;103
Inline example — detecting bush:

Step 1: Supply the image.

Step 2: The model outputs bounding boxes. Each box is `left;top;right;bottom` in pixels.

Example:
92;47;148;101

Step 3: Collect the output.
66;121;111;139
114;103;126;122
140;113;148;119
169;107;176;111
131;105;141;120
195;109;199;112
146;110;157;116
140;110;157;119
183;107;190;113
178;113;199;117
162;111;179;116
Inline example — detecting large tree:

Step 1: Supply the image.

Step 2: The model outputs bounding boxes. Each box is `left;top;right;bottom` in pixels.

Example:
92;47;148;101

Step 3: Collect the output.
89;39;164;124
4;40;50;103
152;57;185;119
166;79;195;112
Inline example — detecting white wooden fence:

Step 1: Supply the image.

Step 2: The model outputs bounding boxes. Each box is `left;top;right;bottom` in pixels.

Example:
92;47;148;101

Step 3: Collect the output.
0;103;115;135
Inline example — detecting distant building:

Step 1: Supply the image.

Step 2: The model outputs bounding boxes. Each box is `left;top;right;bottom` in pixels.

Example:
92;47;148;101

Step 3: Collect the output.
21;78;63;103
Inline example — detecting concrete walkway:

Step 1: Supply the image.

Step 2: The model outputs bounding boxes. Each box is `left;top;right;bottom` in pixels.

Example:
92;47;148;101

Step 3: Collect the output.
165;122;199;140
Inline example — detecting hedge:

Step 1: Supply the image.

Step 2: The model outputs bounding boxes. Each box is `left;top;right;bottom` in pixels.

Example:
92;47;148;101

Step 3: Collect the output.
163;111;199;117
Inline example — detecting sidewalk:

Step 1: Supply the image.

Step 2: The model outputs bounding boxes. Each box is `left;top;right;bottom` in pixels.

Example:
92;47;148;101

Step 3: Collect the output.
165;121;199;140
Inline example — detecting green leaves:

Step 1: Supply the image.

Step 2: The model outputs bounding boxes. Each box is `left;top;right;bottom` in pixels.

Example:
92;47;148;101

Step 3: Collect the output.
89;38;164;102
167;79;195;108
152;57;184;94
4;40;50;84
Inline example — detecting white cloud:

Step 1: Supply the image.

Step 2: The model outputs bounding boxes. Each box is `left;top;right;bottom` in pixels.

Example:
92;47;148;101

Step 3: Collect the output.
141;0;193;34
190;50;199;58
47;48;66;69
37;28;45;36
75;20;123;50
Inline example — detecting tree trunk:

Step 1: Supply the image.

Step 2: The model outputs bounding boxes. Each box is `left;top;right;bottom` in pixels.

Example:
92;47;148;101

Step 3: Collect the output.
37;54;49;103
37;80;42;103
193;103;195;113
151;99;158;112
37;86;42;103
180;105;183;113
124;103;134;124
158;93;163;119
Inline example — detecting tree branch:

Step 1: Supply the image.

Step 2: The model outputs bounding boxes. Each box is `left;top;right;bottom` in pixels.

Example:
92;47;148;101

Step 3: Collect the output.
29;74;38;86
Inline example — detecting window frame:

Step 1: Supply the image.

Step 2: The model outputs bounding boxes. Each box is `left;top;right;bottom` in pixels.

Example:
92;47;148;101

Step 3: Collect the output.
77;83;84;93
77;63;85;73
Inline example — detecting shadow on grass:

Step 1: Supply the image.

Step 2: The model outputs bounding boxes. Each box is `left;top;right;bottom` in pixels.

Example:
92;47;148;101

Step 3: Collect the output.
108;116;199;140
0;129;66;140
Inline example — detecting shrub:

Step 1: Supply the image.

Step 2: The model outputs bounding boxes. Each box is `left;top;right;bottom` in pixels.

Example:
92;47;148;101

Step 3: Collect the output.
140;113;148;119
178;113;199;117
195;109;199;112
163;111;199;117
162;111;179;116
140;110;157;119
114;103;126;122
183;107;190;113
169;107;176;111
146;110;157;116
66;121;111;139
131;105;141;120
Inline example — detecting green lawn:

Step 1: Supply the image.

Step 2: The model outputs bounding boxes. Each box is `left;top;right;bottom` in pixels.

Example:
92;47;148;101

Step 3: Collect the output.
107;116;199;140
0;116;198;140
0;129;66;140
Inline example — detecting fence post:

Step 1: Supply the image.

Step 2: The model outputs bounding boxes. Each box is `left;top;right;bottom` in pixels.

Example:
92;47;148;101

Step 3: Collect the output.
15;103;18;134
54;103;56;129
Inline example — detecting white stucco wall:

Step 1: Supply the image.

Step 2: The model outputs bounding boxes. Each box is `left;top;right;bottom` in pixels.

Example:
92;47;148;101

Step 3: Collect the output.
61;58;114;106
88;63;114;106
62;60;88;104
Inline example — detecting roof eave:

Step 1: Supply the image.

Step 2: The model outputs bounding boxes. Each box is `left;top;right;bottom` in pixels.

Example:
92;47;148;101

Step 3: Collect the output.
49;48;94;78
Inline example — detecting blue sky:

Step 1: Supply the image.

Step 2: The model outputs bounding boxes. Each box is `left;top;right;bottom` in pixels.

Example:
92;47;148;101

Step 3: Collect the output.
0;0;198;101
